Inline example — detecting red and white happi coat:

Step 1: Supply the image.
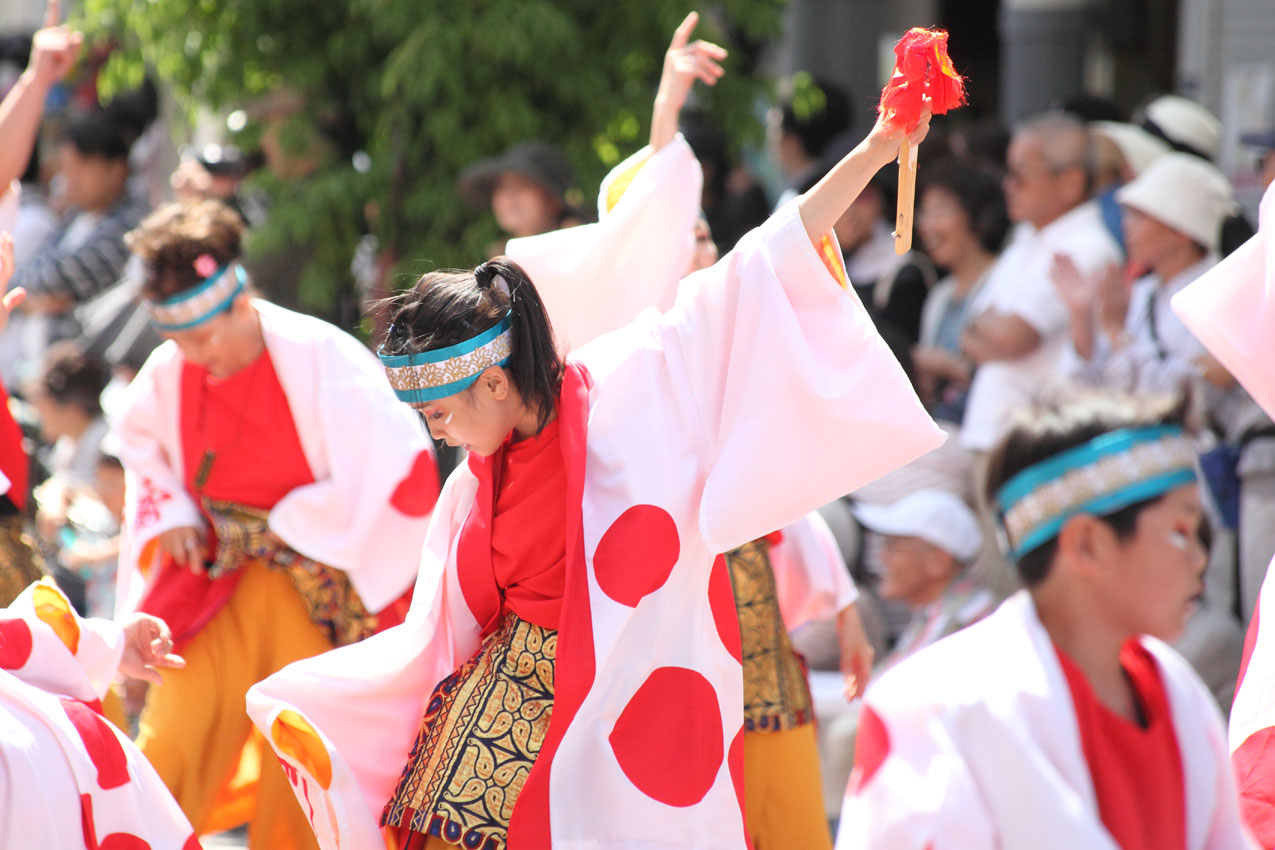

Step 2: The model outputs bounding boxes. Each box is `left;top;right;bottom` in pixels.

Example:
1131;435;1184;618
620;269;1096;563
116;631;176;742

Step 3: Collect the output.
245;196;942;850
836;592;1252;850
1174;180;1275;847
0;581;198;849
111;300;439;620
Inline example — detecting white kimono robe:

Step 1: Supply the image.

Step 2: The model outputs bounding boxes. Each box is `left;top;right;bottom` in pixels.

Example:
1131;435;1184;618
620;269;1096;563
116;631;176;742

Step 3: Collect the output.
836;592;1253;850
1173;180;1275;846
112;299;438;618
0;581;197;849
246;199;942;850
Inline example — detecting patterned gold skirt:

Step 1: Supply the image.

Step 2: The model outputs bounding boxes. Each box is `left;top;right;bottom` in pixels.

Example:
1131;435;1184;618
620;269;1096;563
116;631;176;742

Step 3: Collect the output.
203;498;378;647
382;612;557;850
727;537;815;733
0;514;45;608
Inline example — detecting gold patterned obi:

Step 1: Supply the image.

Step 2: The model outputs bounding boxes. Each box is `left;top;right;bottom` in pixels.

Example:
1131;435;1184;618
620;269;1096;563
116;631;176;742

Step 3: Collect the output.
0;514;45;608
202;497;378;647
382;611;557;850
726;537;814;733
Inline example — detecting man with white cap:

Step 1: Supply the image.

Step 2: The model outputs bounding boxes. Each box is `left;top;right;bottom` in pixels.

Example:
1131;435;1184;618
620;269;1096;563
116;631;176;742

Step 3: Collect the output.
853;489;994;665
1089;121;1171;251
813;490;993;821
1056;153;1275;631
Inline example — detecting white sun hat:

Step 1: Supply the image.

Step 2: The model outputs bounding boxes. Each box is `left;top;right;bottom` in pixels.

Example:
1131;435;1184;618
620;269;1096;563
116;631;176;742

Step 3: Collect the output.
1091;121;1171;177
1143;94;1222;160
1116;153;1234;251
852;489;983;563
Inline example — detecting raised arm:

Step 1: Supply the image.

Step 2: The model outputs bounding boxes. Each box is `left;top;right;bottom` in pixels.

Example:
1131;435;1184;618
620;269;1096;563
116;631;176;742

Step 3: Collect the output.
649;12;726;151
0;1;81;188
798;105;932;248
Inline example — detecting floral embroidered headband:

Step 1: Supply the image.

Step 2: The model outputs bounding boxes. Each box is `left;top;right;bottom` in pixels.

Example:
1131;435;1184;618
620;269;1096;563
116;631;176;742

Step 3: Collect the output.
995;425;1197;561
378;313;513;404
146;254;246;331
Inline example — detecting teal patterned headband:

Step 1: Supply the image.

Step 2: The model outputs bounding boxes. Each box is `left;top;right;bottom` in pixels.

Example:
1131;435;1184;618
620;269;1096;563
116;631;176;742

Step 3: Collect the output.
379;314;513;404
995;425;1197;561
147;264;246;331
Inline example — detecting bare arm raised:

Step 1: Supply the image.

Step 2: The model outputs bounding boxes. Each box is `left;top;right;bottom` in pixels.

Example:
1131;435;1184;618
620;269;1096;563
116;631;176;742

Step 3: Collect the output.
798;106;932;248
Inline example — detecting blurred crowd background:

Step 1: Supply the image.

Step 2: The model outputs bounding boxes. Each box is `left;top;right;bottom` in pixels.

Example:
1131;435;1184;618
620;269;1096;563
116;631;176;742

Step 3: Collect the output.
2;0;1275;830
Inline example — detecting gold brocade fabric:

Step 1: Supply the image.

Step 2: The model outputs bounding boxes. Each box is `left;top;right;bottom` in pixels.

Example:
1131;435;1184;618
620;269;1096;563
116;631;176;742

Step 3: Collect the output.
382;612;557;850
201;498;377;647
0;514;45;608
727;538;814;733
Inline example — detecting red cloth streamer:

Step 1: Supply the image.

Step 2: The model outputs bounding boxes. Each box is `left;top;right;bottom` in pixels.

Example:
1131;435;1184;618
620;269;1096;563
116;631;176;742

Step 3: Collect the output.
878;28;967;133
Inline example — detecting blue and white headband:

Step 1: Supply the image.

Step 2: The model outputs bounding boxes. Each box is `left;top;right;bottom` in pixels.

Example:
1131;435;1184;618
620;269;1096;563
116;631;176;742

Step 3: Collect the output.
146;263;247;331
995;425;1197;562
379;313;513;404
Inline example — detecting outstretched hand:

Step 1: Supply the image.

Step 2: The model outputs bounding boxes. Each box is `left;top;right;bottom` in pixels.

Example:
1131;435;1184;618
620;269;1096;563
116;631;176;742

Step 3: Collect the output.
28;0;82;89
119;613;186;685
0;234;25;335
650;12;727;150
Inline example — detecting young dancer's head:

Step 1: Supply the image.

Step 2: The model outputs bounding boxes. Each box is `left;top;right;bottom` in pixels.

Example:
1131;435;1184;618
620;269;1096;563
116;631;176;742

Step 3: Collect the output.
129;199;260;377
380;257;564;456
986;393;1206;642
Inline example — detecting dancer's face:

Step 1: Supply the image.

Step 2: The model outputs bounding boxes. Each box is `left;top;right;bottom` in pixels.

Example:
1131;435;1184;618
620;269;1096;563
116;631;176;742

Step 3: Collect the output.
1079;484;1207;643
412;367;526;457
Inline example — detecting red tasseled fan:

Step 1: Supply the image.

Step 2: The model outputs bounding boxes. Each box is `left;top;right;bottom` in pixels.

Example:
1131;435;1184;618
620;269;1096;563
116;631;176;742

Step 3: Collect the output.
879;27;967;133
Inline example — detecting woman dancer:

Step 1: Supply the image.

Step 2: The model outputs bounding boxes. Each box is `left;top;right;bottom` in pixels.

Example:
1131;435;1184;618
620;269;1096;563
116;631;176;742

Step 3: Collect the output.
248;38;942;850
113;199;439;848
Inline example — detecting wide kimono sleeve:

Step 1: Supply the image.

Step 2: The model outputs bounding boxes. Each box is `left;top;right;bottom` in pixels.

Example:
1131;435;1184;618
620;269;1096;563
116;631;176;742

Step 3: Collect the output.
112;342;203;616
505;135;702;351
0;580;198;849
261;304;439;613
770;511;858;630
652;200;945;552
245;469;480;850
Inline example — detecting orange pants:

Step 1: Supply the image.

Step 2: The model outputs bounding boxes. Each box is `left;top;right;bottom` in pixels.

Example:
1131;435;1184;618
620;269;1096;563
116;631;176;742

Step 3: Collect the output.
136;561;331;850
743;723;833;850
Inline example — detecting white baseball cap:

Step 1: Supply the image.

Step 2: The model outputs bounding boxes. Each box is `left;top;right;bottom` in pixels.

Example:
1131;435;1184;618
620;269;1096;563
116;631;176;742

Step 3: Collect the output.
852;489;983;563
1090;121;1170;177
1116;153;1234;252
1143;95;1221;161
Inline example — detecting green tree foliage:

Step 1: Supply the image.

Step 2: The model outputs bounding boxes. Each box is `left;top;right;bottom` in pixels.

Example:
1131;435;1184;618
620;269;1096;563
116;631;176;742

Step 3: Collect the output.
79;0;786;325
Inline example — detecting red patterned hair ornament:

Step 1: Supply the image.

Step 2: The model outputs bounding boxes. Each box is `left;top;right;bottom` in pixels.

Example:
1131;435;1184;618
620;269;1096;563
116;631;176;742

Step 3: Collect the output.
879;27;967;133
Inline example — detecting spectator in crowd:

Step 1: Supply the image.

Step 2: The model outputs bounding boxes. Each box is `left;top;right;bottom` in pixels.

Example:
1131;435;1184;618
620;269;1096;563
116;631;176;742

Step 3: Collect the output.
959;111;1121;455
770;73;852;208
27;340;110;488
457;140;583;248
853;489;995;669
1088;121;1170;251
1138;93;1255;255
26;341;110;615
1241;128;1275;191
810;489;993;822
913;160;1010;423
9;108;148;350
1057;153;1275;631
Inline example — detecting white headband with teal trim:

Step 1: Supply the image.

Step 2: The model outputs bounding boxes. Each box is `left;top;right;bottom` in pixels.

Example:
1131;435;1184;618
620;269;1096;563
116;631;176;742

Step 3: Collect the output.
146;264;247;331
379;314;513;404
995;425;1197;561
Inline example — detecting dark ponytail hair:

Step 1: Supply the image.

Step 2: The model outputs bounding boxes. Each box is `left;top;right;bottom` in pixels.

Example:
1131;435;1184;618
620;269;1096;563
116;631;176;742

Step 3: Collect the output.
382;256;565;431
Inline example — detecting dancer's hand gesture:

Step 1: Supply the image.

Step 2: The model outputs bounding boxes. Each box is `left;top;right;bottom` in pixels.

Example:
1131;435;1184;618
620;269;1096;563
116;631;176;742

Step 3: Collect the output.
651;12;727;150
